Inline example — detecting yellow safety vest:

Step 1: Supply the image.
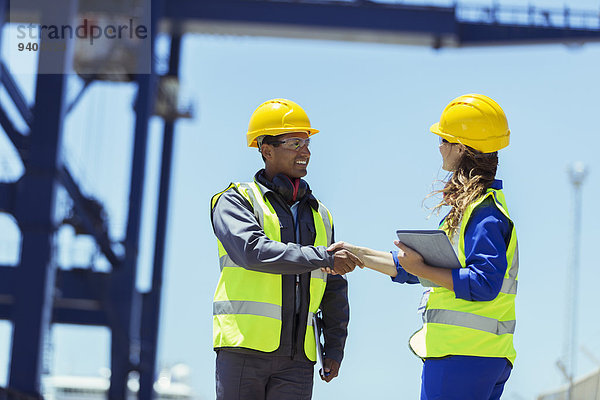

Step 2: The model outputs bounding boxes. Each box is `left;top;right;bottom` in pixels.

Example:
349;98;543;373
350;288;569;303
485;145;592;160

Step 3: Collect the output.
409;188;519;364
211;181;332;361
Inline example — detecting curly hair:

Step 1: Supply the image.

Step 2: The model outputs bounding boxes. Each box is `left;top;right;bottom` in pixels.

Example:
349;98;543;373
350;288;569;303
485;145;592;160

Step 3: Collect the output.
429;145;499;241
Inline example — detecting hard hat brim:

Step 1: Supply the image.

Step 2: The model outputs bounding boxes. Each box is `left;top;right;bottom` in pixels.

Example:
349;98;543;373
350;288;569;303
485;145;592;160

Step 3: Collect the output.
430;122;457;144
247;128;319;148
430;123;509;153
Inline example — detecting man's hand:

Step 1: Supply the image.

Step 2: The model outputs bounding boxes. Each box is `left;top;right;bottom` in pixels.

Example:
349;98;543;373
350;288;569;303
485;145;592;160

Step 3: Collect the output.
320;358;341;382
324;244;363;275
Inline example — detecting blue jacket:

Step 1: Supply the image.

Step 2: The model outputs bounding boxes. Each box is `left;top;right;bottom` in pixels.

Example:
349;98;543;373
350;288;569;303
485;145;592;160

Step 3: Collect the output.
392;180;511;302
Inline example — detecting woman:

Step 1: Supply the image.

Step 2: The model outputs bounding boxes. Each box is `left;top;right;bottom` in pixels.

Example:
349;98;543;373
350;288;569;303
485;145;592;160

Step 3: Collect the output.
330;94;518;399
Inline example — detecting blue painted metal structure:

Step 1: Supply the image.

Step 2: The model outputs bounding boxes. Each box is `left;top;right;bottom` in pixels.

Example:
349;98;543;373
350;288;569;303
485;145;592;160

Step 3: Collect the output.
9;1;77;395
162;0;600;47
0;0;600;399
0;0;167;397
107;0;162;395
138;34;182;400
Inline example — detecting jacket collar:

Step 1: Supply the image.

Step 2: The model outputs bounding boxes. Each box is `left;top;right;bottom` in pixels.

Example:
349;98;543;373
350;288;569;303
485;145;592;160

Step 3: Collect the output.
491;179;503;190
254;169;319;210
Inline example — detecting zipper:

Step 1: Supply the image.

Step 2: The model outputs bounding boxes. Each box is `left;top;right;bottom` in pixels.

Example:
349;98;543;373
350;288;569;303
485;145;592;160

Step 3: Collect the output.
291;215;299;359
273;191;303;359
291;273;300;359
291;200;301;359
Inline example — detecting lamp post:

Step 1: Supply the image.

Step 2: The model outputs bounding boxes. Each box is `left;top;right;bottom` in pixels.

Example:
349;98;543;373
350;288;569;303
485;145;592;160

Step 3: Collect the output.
564;161;588;400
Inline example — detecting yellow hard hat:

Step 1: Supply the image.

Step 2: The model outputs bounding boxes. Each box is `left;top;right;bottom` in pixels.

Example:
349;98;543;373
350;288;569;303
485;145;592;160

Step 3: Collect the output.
430;94;510;153
246;98;319;148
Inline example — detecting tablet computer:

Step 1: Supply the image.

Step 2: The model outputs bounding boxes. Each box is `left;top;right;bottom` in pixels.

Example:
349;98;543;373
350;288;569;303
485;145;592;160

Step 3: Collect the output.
396;230;461;287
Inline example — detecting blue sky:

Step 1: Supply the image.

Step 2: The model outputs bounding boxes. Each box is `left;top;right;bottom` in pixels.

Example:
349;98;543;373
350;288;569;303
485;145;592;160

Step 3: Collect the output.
2;0;600;399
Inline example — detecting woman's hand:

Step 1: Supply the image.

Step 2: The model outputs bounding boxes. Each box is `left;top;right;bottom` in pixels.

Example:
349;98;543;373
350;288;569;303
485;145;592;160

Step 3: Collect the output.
324;241;398;277
394;240;454;290
394;240;425;275
321;241;364;275
327;241;361;256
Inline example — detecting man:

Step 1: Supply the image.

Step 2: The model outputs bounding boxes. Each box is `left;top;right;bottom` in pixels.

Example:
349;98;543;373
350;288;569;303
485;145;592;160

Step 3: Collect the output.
210;98;360;400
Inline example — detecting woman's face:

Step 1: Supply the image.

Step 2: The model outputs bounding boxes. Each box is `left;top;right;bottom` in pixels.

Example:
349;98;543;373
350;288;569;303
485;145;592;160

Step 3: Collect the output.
439;139;464;171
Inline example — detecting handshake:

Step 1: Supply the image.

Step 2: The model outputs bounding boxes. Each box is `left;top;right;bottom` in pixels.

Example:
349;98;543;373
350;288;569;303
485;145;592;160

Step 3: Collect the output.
322;240;424;277
323;242;364;275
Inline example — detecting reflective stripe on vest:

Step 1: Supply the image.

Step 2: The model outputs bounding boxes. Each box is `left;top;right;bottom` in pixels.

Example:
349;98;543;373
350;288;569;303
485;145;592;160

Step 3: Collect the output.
423;309;516;335
212;181;331;361
213;300;282;321
410;188;518;364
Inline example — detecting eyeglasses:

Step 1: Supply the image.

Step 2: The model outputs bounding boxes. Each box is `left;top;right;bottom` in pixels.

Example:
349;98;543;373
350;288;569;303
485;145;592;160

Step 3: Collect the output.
268;137;311;151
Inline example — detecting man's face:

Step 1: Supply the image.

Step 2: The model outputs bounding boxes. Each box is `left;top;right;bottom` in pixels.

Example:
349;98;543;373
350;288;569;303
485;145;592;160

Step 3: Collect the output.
262;132;311;179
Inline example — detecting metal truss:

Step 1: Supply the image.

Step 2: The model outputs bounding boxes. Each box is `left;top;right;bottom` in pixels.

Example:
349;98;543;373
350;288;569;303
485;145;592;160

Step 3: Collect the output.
0;0;179;398
160;0;600;47
1;0;600;399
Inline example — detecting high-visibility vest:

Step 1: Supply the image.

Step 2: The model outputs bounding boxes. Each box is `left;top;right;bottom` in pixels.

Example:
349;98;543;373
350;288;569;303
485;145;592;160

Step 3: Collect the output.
409;188;519;364
211;181;332;361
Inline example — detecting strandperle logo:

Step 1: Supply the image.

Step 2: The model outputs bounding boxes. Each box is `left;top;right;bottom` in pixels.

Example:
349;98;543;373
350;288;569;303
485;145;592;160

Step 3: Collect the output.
16;18;148;45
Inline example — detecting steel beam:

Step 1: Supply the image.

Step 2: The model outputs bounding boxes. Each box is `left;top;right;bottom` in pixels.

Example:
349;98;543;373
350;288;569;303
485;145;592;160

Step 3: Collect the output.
0;0;5;48
8;0;77;395
65;79;94;115
0;303;11;321
457;22;600;46
57;166;122;267
164;0;455;34
6;0;600;47
160;0;600;47
0;182;16;212
0;62;34;128
52;269;110;326
0;105;28;158
138;33;181;400
0;266;16;320
162;0;456;46
1;265;113;326
107;80;149;397
9;0;149;22
108;0;159;397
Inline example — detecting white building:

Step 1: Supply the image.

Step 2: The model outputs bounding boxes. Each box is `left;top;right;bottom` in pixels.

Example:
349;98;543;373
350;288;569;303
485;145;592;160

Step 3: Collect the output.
537;368;600;400
42;364;196;400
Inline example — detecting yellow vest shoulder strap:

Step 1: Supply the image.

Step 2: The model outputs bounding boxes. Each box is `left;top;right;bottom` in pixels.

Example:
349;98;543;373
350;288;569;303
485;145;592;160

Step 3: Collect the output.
211;183;236;210
463;188;511;225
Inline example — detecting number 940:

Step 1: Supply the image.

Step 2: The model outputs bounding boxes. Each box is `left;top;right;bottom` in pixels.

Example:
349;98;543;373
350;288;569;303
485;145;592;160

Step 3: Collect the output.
18;42;38;51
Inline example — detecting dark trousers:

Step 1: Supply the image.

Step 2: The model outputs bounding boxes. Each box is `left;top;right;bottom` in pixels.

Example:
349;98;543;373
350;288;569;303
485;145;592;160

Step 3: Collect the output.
216;350;314;400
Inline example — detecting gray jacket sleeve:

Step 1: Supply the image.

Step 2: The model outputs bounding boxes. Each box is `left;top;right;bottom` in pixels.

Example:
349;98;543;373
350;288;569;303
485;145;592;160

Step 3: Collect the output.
320;224;349;364
320;274;349;364
212;188;336;275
